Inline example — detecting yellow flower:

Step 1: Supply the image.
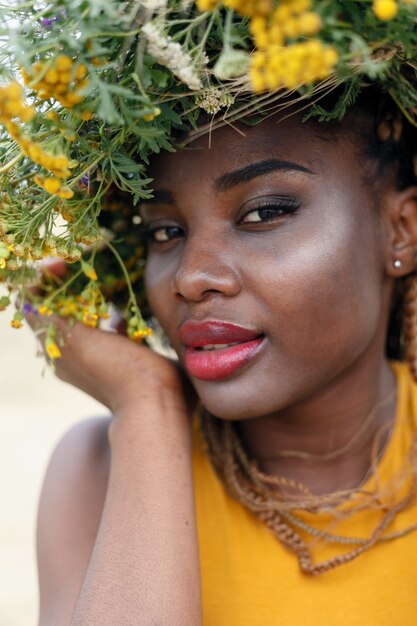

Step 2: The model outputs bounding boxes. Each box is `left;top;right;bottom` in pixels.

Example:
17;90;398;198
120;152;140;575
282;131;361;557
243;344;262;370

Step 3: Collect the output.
0;82;34;125
38;305;53;316
8;123;71;179
0;258;6;269
249;37;339;93
82;310;98;327
297;12;322;35
46;110;58;121
19;107;35;123
58;71;72;85
196;0;219;10
249;65;267;92
131;327;153;342
25;55;89;112
3;81;23;100
75;64;88;79
64;93;83;107
53;155;70;170
55;55;73;72
60;208;76;223
10;319;23;329
82;261;98;281
56;298;79;316
373;0;399;19
282;17;300;38
9;243;25;257
43;177;62;194
143;107;161;122
57;187;74;199
224;0;271;17
46;341;62;360
45;68;59;85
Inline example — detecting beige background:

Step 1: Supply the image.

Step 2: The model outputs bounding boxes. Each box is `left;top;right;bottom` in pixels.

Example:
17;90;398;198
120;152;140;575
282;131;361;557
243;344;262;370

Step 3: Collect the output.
0;313;105;625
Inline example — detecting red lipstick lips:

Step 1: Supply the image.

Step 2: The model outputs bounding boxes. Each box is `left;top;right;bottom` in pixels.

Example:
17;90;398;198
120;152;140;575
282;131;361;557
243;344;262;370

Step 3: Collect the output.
178;320;264;381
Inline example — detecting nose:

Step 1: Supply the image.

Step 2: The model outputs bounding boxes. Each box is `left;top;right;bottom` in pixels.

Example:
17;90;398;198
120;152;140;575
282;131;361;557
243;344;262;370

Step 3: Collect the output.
171;231;241;302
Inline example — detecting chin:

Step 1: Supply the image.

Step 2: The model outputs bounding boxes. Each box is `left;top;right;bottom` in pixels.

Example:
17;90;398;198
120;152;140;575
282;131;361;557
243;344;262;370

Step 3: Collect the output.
191;378;283;421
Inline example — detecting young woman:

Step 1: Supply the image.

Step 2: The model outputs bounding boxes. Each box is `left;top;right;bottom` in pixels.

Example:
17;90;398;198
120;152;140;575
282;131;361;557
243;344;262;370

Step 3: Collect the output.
33;97;417;624
2;1;417;624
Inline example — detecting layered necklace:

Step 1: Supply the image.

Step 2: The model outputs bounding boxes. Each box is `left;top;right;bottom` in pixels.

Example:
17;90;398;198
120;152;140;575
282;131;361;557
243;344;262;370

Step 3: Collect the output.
199;392;417;575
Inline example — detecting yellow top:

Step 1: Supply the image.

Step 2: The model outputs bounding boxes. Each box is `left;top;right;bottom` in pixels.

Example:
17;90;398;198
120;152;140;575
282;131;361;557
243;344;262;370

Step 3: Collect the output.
192;362;417;625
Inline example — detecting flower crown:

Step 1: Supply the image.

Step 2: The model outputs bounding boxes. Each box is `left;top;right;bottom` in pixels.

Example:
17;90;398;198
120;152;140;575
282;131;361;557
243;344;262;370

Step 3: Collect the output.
0;0;416;358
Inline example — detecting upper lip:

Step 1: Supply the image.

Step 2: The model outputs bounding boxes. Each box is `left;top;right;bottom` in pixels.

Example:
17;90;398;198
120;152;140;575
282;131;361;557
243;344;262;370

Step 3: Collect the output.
178;320;262;348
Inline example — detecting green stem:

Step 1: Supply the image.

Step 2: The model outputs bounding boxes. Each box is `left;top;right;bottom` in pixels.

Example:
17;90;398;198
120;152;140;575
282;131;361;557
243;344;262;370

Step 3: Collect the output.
71;180;109;228
171;13;212;39
0;152;23;174
71;153;105;184
104;238;142;317
87;28;142;38
19;287;26;313
42;267;84;304
223;9;234;53
389;89;417;127
194;11;217;62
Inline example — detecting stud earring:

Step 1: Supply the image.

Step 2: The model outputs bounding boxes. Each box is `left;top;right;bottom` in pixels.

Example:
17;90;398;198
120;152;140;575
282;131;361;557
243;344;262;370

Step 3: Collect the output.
393;259;402;269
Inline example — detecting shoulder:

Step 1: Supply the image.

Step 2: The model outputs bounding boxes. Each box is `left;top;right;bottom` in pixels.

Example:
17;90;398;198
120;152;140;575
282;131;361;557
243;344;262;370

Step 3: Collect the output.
37;415;111;626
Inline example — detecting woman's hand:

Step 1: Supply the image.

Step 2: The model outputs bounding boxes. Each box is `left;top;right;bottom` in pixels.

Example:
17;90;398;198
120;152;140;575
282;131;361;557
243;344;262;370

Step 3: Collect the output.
25;259;186;416
33;314;202;626
28;312;185;415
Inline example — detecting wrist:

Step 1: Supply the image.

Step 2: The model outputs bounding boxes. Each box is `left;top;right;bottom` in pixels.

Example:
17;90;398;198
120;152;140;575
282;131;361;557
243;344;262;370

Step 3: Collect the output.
108;390;191;449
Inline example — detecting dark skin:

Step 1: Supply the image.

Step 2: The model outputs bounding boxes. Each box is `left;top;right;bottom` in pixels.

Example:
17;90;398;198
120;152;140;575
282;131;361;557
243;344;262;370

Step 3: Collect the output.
34;112;417;624
143;112;417;493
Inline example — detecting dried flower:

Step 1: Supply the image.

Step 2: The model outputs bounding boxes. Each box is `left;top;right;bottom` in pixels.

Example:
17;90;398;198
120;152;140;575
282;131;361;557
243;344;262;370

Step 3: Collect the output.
142;22;202;90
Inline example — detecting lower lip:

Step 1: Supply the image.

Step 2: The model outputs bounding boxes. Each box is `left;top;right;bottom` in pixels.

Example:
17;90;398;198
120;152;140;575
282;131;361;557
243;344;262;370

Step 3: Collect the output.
184;337;264;381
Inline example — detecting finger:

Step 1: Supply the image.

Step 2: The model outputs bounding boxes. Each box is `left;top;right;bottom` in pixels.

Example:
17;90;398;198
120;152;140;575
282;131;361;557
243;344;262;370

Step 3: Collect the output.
24;308;73;361
40;257;68;279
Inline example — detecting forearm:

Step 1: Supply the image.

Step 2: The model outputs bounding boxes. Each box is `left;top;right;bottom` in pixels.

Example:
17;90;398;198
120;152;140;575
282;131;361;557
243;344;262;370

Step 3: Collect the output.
71;397;201;626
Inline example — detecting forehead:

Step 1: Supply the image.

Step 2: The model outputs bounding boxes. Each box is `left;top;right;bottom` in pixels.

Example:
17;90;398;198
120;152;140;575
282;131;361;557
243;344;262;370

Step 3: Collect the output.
148;114;353;190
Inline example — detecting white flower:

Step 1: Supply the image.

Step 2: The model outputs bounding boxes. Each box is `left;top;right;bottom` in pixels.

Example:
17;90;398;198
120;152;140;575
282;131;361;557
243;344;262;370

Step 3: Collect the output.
141;0;168;11
142;22;202;90
180;0;194;9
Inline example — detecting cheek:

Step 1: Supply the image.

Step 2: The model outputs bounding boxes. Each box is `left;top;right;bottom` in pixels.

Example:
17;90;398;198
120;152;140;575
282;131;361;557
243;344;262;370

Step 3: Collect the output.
144;255;176;330
258;208;384;368
198;224;385;419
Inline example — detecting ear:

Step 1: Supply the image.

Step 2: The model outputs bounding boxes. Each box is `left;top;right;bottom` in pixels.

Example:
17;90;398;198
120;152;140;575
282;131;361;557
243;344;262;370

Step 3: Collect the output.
383;186;417;277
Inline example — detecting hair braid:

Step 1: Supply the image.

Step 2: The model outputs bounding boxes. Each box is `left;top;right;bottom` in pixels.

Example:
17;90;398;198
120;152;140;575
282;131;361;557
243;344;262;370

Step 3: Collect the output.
199;408;417;575
403;272;417;382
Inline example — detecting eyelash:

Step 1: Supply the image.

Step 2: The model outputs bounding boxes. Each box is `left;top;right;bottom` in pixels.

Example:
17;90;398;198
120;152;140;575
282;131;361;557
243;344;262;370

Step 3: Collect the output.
239;198;299;224
144;198;299;245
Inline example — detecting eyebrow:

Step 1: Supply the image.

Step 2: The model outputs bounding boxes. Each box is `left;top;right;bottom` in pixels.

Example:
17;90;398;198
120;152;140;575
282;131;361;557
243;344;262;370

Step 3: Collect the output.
214;158;315;192
140;158;315;210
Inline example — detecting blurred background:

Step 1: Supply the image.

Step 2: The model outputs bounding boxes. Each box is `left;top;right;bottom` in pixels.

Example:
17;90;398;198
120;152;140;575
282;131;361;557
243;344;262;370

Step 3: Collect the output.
0;313;105;625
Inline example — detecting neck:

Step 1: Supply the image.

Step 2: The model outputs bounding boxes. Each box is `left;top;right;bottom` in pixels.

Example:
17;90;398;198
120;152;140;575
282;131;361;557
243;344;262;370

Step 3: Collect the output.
236;357;397;496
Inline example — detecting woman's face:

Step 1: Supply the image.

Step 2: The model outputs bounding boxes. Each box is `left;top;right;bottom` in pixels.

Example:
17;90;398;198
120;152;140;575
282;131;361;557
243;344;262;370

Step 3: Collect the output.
142;114;392;420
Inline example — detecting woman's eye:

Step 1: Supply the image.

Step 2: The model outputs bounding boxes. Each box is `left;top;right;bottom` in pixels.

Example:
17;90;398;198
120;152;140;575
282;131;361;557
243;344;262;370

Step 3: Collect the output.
146;225;184;244
241;202;299;224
